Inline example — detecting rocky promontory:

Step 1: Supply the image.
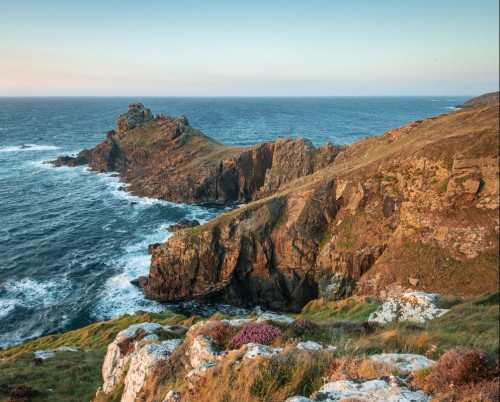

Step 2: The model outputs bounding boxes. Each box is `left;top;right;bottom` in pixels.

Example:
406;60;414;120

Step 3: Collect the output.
456;91;499;108
51;103;342;203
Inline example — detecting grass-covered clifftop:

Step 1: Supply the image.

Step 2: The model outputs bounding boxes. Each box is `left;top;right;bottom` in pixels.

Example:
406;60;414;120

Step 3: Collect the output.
1;293;498;401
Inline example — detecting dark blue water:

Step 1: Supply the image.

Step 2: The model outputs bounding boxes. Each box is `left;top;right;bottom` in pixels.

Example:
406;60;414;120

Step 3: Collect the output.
0;96;468;347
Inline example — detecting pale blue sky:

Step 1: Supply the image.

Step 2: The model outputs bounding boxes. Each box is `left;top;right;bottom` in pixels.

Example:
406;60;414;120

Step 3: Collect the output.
0;0;498;96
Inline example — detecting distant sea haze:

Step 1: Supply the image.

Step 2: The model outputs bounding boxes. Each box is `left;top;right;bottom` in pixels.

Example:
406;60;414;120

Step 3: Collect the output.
0;96;469;348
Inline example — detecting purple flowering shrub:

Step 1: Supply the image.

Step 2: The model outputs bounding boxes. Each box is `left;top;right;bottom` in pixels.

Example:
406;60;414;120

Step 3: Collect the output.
231;323;283;348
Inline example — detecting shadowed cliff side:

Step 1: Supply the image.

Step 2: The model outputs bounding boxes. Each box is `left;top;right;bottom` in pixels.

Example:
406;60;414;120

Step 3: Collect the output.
144;103;500;311
51;103;342;203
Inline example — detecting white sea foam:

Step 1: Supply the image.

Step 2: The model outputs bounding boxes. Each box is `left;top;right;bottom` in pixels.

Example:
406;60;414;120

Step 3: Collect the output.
0;300;16;319
1;277;73;311
445;106;459;110
0;144;59;153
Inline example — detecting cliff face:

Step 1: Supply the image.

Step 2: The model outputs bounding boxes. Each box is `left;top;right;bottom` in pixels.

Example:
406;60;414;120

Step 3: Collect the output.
51;103;342;203
144;104;500;311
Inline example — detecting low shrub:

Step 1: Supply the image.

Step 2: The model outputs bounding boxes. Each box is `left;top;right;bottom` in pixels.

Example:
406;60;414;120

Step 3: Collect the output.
232;323;283;349
117;328;147;355
291;319;318;337
423;347;498;393
197;321;236;349
8;384;40;399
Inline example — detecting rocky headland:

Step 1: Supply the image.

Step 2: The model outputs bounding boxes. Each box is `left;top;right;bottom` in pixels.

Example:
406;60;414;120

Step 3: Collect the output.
52;99;500;312
456;91;499;108
52;103;342;204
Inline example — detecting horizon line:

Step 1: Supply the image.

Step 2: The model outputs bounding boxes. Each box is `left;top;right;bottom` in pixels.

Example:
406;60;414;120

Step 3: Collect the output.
0;94;480;98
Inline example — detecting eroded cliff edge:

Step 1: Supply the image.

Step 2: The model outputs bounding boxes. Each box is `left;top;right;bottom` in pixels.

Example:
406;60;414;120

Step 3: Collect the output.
144;104;500;310
52;103;342;203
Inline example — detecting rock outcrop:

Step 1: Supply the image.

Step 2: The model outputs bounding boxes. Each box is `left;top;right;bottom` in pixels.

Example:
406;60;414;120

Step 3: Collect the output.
101;323;185;396
51;104;343;204
145;103;499;310
368;290;448;324
286;377;431;402
456;91;499;108
116;103;154;135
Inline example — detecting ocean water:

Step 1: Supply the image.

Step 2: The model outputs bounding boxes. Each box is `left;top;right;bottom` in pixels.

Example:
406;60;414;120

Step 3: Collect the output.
0;96;468;348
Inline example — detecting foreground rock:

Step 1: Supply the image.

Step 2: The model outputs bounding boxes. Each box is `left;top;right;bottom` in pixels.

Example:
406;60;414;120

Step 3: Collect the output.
368;290;448;324
101;323;185;396
286;377;430;402
145;102;499;310
122;340;182;402
51;103;342;204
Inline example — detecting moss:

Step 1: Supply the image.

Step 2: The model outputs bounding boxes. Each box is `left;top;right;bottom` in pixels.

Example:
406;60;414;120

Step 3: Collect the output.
318;228;331;248
335;213;364;251
437;178;449;194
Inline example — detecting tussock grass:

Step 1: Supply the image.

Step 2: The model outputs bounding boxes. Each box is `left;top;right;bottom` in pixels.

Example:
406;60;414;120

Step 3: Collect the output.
189;349;336;402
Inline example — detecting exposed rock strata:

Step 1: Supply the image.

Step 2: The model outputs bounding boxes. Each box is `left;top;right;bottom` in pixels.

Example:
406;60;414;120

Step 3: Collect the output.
145;104;499;310
51;103;343;204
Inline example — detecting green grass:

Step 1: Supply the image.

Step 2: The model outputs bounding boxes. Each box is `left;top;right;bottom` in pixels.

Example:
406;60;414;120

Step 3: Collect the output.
335;213;364;251
0;311;186;360
0;311;188;402
1;293;498;401
318;229;331;249
0;350;104;402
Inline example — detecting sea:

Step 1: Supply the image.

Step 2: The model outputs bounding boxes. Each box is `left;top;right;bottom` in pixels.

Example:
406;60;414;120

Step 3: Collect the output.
0;96;469;348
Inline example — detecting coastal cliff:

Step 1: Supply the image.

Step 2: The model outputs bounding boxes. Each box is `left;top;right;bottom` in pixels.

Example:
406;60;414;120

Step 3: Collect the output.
144;104;499;310
52;100;500;312
52;103;342;203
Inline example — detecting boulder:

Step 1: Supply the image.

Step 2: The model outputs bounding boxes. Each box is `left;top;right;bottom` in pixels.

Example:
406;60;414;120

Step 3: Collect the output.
33;347;80;360
242;343;283;360
286;376;430;402
187;335;219;368
296;341;336;351
256;312;294;325
368;291;448;324
368;354;435;375
121;340;182;402
102;323;168;394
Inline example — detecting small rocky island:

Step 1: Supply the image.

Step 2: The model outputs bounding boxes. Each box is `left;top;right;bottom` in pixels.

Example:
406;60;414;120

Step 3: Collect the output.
53;98;500;313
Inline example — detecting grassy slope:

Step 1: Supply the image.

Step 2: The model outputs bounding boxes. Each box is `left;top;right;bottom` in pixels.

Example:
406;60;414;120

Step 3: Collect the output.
1;293;498;401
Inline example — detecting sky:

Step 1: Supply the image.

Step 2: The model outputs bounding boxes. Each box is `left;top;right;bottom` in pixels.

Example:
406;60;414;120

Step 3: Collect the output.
0;0;498;96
